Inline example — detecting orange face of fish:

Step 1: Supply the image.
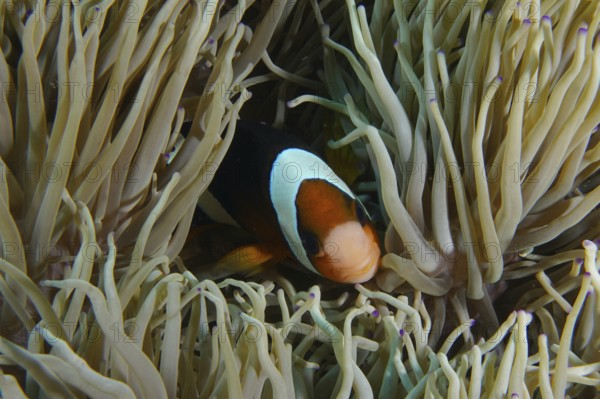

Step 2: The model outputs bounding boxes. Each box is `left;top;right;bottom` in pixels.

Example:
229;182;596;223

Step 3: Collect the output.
294;179;381;283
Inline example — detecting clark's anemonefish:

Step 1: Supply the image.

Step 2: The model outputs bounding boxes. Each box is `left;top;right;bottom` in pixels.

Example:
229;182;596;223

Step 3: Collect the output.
198;121;381;284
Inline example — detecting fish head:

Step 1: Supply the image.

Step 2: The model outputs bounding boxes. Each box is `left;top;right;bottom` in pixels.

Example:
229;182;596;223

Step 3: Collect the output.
294;179;381;283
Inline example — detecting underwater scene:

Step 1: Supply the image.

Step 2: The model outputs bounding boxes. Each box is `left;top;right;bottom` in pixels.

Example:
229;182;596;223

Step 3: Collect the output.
0;0;598;398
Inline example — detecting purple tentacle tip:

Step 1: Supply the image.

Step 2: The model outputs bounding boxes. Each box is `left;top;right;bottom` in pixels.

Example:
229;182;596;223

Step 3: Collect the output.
393;40;399;47
429;98;438;103
541;15;551;22
197;287;202;292
497;76;504;83
207;37;215;45
437;49;445;55
523;19;531;24
26;9;33;16
575;257;583;264
309;292;315;299
469;319;476;327
579;27;588;34
511;394;520;398
95;6;101;11
372;310;380;317
584;272;591;277
399;329;405;337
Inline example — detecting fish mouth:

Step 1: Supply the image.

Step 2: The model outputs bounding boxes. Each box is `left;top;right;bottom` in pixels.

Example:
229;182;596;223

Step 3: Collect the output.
341;246;381;283
312;221;381;283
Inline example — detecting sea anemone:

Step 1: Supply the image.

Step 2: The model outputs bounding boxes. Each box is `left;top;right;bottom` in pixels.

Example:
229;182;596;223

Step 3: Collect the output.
0;0;599;398
290;0;599;300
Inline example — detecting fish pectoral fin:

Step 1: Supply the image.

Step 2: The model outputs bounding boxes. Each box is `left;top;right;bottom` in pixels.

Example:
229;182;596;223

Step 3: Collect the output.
216;244;283;275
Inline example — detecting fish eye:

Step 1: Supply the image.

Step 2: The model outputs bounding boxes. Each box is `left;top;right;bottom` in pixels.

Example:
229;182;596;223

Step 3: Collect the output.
355;201;368;226
299;230;321;256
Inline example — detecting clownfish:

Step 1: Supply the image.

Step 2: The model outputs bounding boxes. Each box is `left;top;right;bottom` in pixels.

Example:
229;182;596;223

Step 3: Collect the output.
197;121;381;284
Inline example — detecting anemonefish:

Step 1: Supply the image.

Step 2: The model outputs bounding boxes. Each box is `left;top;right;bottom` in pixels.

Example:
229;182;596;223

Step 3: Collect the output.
197;121;381;284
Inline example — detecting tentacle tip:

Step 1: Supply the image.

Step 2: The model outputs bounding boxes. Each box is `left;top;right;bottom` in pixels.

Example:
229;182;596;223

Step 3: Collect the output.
399;329;405;337
575;257;584;264
309;292;316;299
541;15;551;23
372;310;380;317
578;27;588;34
523;19;531;24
